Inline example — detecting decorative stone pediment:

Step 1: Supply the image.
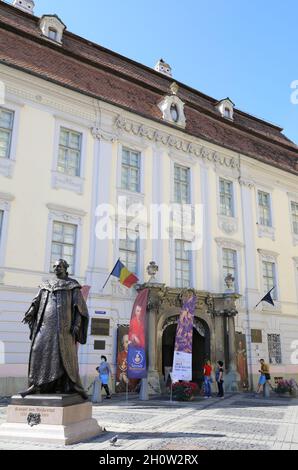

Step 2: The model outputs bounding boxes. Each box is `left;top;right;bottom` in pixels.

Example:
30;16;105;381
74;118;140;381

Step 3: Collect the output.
158;83;186;128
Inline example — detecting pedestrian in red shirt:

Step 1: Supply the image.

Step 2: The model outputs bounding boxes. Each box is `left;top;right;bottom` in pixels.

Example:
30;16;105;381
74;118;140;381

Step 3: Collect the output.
203;360;213;398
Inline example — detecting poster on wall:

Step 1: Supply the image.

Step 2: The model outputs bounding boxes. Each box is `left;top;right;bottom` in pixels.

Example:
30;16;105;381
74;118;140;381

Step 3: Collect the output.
172;292;197;382
116;325;140;393
127;288;149;380
235;332;249;390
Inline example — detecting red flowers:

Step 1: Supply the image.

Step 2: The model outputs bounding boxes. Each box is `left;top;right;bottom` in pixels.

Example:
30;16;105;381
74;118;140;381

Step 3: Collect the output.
172;381;198;401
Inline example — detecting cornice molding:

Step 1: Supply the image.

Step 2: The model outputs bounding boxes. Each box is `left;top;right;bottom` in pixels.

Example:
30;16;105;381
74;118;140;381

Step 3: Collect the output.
46;203;87;218
114;115;240;170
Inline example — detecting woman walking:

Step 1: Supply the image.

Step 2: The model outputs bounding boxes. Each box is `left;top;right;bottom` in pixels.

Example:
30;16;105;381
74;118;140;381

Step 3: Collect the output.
96;355;112;399
216;361;225;398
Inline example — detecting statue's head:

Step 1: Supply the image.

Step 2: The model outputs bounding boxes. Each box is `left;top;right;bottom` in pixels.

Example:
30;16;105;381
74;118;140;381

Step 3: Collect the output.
53;259;69;279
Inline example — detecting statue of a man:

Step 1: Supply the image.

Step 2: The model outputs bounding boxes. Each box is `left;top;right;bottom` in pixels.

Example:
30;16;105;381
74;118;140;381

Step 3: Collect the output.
20;259;89;399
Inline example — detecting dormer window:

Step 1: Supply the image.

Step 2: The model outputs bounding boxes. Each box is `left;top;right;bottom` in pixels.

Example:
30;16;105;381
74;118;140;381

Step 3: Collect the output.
215;98;235;121
48;28;58;41
39;15;66;45
158;83;186;128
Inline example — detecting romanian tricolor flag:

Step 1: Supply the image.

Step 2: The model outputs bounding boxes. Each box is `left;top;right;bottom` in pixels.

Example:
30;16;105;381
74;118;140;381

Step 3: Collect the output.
111;260;139;288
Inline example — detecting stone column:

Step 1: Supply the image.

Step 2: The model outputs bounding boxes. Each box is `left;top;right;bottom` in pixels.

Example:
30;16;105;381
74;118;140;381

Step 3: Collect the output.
143;283;165;396
225;312;240;392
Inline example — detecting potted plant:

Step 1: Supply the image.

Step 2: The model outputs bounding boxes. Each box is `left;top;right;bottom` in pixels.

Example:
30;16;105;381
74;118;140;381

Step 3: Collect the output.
172;381;198;401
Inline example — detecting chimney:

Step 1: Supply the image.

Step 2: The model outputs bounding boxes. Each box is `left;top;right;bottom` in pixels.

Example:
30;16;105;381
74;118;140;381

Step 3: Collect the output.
12;0;35;15
155;59;172;78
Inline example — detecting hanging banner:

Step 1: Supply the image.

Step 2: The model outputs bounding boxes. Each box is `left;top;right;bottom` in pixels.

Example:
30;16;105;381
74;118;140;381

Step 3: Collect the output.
127;288;149;379
116;325;140;393
172;292;197;382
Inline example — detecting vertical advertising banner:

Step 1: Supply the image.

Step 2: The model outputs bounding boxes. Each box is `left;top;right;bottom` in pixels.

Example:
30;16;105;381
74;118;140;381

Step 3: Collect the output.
127;288;149;380
116;325;140;393
172;293;197;382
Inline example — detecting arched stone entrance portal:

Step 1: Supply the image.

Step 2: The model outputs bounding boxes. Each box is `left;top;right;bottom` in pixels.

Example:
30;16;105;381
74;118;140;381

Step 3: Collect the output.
161;317;210;386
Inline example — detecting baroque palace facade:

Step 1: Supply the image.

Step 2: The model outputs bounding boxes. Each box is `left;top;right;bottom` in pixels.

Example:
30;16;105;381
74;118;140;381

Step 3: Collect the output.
0;0;298;395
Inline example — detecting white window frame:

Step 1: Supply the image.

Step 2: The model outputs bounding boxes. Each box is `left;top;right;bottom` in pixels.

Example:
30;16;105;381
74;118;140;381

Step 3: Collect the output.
0;193;14;267
215;238;244;294
117;141;145;195
288;193;298;246
173;163;191;205
258;249;280;303
256;186;275;240
52;119;87;194
118;227;140;277
0;102;21;178
222;247;239;292
170;153;195;205
218;177;235;217
50;221;78;276
45;203;85;276
173;239;193;289
120;147;141;193
294;257;298;304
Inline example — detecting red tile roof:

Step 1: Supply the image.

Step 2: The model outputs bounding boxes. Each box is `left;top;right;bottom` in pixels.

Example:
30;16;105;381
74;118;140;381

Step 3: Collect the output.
0;2;297;175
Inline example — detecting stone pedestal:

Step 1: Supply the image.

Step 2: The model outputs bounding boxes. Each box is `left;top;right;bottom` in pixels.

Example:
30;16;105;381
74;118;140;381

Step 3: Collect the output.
0;394;102;445
148;370;161;395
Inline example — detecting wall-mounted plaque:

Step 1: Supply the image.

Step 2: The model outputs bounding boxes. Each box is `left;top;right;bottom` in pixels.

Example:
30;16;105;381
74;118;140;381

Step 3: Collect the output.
251;329;262;344
94;340;106;351
91;318;110;336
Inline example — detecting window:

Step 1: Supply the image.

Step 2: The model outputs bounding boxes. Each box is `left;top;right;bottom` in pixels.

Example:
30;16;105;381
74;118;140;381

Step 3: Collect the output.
222;248;238;290
0;210;3;244
175;240;192;288
267;334;282;364
119;228;139;275
291;201;298;235
121;148;141;193
170;104;179;122
174;164;190;204
258;191;272;227
262;261;277;300
224;107;231;119
48;28;58;41
219;178;234;217
58;128;82;177
51;222;77;274
0;108;14;159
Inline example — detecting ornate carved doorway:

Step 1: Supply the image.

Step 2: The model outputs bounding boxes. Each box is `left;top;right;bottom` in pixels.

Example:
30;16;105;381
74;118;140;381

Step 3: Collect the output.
161;317;210;386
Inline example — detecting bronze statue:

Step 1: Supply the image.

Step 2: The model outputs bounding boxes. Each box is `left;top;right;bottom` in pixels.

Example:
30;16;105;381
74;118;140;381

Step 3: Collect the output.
20;259;89;399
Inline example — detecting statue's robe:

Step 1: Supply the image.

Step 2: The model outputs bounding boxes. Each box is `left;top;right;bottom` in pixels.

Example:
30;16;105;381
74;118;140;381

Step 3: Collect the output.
24;278;89;397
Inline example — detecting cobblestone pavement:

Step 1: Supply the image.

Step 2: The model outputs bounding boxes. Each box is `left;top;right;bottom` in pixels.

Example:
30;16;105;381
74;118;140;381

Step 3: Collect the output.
0;393;298;450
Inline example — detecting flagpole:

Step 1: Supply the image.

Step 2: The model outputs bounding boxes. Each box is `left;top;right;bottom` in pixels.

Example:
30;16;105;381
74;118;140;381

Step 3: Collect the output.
254;286;275;309
101;258;120;291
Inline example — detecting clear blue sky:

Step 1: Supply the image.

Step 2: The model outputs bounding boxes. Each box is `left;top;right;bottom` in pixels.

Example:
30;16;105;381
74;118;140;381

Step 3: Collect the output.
29;0;298;142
